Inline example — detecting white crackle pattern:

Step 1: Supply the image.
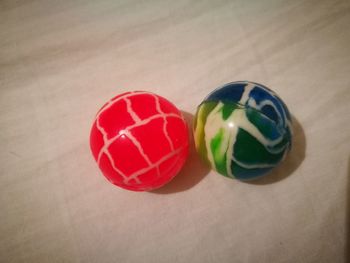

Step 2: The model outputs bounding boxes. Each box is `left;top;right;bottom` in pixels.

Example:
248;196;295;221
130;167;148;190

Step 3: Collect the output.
125;97;141;122
95;92;185;185
153;94;175;151
125;146;184;183
95;91;149;120
97;112;181;164
123;130;152;166
95;118;134;182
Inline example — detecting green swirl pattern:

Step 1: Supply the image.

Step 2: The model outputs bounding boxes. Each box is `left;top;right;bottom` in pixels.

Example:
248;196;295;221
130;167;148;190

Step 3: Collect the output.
194;82;292;180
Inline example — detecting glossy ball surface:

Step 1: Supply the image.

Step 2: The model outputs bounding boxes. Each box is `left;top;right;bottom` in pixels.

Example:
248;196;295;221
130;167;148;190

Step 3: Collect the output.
90;91;189;191
194;81;292;180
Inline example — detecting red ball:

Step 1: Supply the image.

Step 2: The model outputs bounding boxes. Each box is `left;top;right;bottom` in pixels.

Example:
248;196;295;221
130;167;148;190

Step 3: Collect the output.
90;91;189;191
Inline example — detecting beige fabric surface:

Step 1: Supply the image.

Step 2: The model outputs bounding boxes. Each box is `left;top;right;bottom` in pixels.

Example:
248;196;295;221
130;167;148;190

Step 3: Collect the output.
1;0;350;262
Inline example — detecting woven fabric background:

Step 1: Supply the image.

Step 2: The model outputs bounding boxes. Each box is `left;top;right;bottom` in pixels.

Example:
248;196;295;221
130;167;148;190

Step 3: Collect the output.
1;1;349;262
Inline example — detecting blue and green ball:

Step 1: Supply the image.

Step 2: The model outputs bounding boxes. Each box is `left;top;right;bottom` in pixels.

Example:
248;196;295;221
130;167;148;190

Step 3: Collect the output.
194;81;292;180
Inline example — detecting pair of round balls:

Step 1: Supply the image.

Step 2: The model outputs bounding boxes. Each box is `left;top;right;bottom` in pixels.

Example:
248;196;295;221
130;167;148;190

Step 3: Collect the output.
89;82;292;191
